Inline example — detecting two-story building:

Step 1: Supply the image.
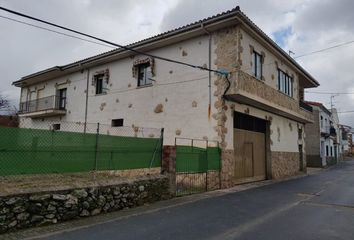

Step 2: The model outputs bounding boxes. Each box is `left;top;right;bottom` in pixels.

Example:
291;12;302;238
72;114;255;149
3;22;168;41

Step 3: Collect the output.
304;102;338;167
12;7;319;187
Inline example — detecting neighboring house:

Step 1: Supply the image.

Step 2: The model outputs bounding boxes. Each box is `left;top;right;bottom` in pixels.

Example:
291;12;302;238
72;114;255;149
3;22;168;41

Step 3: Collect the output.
12;7;319;187
339;124;352;156
331;108;342;160
304;102;338;167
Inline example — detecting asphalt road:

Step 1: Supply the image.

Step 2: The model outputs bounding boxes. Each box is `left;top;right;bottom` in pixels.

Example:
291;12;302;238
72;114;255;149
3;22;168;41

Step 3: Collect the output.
38;160;354;240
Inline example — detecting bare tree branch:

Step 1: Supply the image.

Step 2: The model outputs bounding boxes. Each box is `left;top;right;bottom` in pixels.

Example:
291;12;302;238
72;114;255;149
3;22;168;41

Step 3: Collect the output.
0;93;10;110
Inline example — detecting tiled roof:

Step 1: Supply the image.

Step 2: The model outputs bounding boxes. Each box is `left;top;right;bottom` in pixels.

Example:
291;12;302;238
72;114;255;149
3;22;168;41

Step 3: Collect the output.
304;101;323;107
13;6;319;87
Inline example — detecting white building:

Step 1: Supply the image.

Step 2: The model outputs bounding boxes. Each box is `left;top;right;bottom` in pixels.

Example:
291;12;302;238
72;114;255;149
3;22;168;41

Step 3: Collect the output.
13;7;319;187
305;102;340;167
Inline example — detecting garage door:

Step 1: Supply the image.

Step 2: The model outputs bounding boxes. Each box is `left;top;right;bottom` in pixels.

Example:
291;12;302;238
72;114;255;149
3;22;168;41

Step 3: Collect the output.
234;112;267;184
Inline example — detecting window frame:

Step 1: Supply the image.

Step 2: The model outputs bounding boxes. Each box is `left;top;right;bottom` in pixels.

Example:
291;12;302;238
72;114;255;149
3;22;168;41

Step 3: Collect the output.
277;69;293;97
95;73;105;95
58;88;67;110
137;63;152;87
252;51;263;80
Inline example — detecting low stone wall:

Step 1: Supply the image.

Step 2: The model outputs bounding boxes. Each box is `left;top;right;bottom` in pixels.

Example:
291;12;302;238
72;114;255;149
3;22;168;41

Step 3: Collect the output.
97;167;161;178
0;175;170;233
272;151;300;179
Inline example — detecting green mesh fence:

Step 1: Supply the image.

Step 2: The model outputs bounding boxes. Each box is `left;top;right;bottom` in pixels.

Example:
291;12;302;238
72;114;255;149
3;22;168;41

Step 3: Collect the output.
176;146;221;173
0;126;162;176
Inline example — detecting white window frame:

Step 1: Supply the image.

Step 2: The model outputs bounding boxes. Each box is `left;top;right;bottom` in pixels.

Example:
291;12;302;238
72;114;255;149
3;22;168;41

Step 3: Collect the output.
278;69;293;97
252;51;263;80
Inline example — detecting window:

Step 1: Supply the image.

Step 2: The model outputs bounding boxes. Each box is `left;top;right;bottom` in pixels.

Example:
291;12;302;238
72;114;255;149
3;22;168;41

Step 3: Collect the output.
278;69;293;97
326;145;329;156
95;74;107;94
52;124;60;131
137;63;152;87
320;116;323;128
111;119;124;127
330;146;333;156
252;51;262;79
58;88;67;110
298;128;303;140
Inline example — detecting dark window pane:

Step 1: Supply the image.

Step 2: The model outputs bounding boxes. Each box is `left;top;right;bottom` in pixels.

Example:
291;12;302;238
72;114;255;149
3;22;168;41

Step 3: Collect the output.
111;119;124;127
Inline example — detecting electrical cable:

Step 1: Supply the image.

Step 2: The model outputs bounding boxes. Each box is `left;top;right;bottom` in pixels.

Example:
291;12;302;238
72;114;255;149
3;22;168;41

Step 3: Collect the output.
0;15;116;49
0;6;224;75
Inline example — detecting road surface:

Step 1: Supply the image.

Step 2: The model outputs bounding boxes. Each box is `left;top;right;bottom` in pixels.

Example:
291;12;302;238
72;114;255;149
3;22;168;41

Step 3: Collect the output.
7;160;354;240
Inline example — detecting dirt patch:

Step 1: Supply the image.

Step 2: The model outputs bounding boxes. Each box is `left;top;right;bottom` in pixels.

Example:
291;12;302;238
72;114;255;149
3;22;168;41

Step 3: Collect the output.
0;168;161;197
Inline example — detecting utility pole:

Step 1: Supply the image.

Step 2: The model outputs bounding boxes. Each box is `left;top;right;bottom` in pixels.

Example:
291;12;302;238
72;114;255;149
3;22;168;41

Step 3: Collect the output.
330;94;339;110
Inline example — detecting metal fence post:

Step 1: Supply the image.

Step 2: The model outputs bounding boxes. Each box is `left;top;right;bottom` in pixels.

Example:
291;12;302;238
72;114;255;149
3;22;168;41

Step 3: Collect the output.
94;122;100;171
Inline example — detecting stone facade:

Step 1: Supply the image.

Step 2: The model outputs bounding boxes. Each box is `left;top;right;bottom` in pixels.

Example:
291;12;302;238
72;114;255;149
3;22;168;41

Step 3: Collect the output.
162;146;176;194
220;149;235;188
271;152;300;179
0;175;170;233
229;71;313;122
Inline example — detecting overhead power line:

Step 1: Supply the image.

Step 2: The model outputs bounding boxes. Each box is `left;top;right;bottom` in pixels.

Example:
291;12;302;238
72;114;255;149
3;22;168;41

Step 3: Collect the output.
0;6;224;75
337;111;354;114
0;15;116;49
1;6;354;84
294;40;354;59
305;91;354;95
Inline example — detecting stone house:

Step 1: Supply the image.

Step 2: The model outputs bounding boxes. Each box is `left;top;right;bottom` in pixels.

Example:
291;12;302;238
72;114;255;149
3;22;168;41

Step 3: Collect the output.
12;7;319;187
304;101;339;167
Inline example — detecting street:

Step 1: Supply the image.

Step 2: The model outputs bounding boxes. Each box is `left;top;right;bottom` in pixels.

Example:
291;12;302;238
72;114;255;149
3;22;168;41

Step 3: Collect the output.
10;160;354;240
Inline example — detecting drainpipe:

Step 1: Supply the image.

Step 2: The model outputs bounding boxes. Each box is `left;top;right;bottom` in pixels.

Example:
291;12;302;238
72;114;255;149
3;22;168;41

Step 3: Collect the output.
84;68;90;133
201;23;212;120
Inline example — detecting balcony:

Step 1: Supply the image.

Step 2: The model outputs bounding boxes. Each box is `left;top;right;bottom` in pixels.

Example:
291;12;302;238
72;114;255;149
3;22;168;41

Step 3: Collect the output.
321;126;337;138
19;95;66;118
224;71;314;123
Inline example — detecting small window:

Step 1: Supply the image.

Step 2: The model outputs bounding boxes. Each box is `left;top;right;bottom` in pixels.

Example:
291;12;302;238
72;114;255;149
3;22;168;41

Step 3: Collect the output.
320;116;323;128
326;145;329;156
111;119;124;127
330;146;333;156
298;128;303;140
278;69;293;97
252;51;262;80
137;63;152;87
95;74;107;94
52;124;60;131
58;88;67;110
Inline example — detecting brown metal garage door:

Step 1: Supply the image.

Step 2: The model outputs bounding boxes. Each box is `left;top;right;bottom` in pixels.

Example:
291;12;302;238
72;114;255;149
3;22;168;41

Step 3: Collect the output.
234;112;267;184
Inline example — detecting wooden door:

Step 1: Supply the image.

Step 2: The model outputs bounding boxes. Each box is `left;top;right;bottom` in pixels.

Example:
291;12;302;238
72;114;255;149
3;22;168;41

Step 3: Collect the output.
234;129;266;183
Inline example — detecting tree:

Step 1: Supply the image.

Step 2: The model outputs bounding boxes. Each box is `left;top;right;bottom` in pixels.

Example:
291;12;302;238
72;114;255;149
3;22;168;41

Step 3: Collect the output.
0;93;10;110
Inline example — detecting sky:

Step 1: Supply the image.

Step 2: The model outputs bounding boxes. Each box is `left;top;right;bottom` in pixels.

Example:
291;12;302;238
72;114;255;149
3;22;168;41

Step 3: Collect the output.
0;0;354;126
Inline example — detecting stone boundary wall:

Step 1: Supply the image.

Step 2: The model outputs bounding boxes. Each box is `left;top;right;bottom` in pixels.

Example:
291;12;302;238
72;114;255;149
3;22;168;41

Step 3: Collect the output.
272;152;300;179
0;175;170;233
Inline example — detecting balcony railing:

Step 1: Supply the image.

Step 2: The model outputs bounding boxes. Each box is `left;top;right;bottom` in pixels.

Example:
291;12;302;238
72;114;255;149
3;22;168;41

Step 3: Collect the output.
19;95;65;114
321;126;337;137
299;100;313;112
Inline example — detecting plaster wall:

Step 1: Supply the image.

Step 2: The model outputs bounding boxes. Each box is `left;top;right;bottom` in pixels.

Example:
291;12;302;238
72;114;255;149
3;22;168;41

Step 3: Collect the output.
239;28;299;101
19;35;220;146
